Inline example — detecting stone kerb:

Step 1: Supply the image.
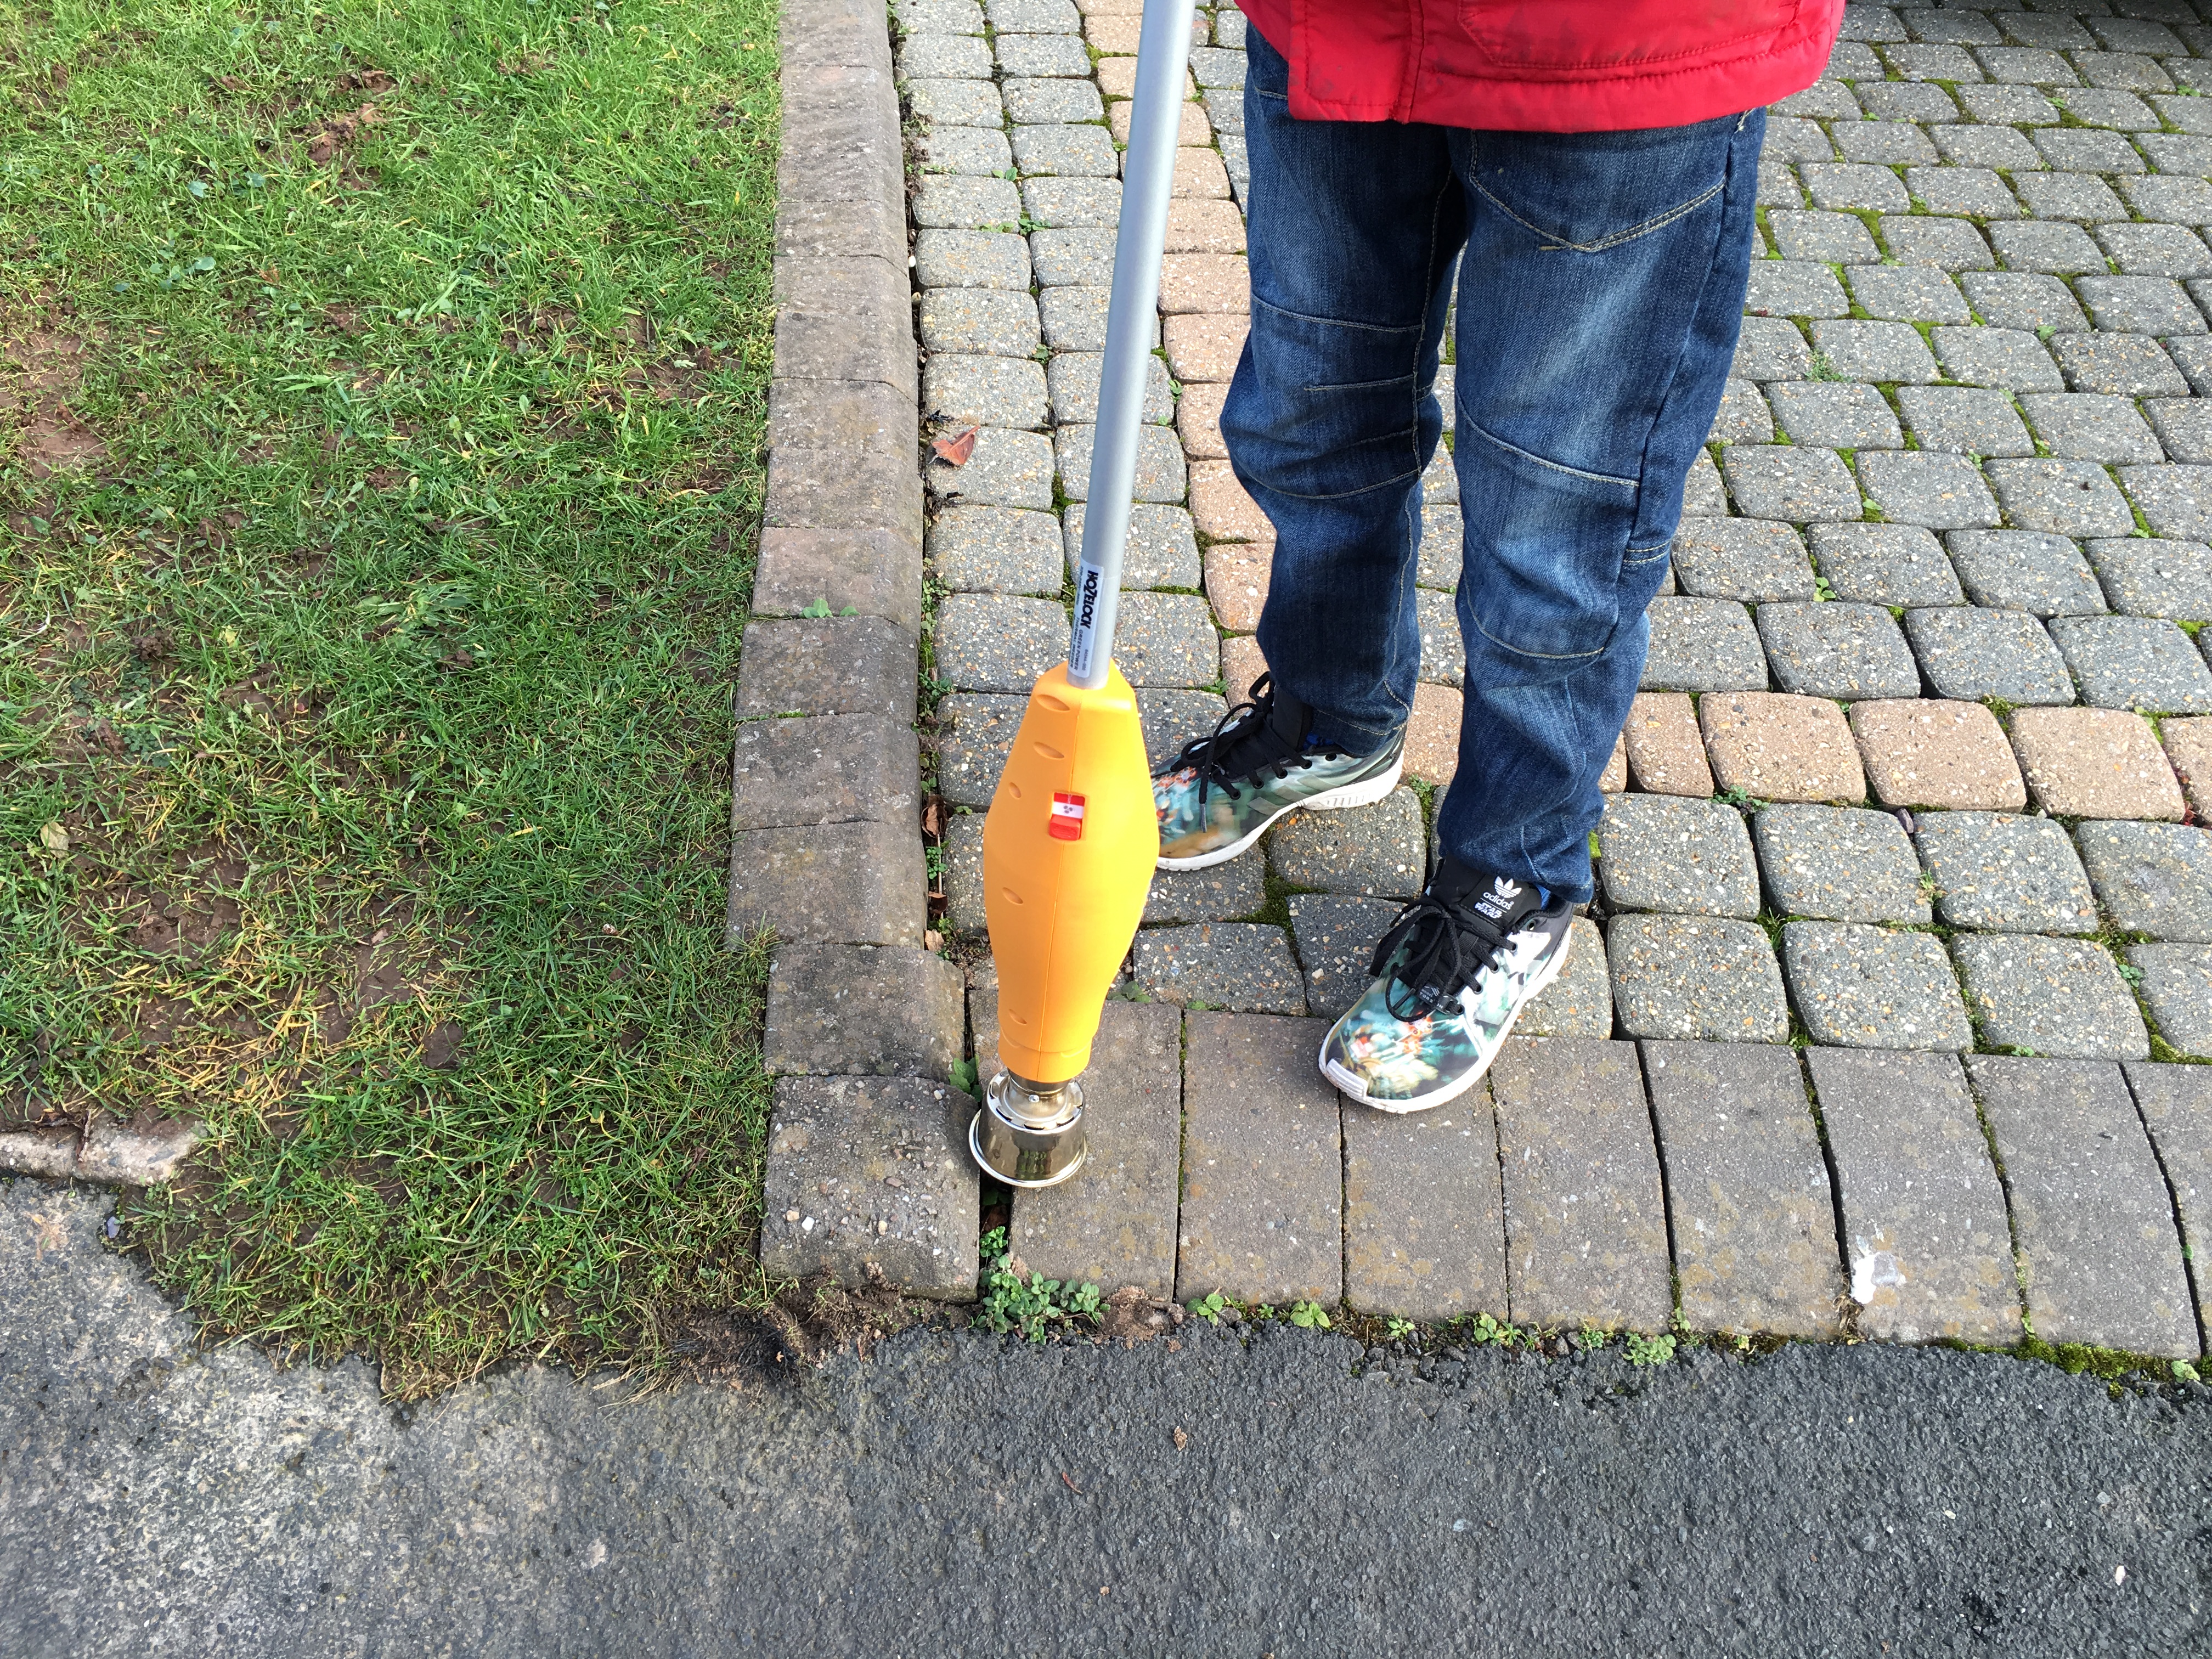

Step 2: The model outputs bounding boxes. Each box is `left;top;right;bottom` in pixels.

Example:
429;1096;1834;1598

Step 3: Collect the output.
744;0;979;1295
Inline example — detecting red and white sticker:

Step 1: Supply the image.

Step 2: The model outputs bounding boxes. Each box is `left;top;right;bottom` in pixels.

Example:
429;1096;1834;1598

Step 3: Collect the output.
1048;792;1086;841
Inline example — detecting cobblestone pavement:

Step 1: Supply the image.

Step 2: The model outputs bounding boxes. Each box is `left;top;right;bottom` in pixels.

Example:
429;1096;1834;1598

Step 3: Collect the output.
770;0;2212;1348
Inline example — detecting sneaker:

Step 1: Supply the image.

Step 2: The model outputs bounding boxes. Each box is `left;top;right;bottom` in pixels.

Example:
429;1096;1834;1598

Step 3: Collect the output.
1320;857;1576;1113
1153;674;1404;870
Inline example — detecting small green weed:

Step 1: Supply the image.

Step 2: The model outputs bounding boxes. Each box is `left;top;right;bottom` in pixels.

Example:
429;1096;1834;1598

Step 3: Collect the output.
975;1228;1102;1342
1385;1317;1417;1341
1187;1289;1232;1323
1466;1312;1520;1347
1287;1300;1332;1330
1626;1332;1678;1368
1576;1324;1609;1352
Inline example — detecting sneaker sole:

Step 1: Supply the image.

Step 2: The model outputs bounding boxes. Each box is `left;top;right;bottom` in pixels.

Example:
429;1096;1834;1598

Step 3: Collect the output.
1319;927;1575;1115
1156;754;1405;872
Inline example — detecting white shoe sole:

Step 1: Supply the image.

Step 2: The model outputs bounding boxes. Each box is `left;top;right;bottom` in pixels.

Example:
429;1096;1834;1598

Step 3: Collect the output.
1320;926;1576;1115
1156;754;1405;871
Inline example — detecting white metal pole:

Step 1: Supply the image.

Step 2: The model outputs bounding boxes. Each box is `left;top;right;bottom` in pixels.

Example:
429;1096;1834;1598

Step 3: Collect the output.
1065;0;1199;690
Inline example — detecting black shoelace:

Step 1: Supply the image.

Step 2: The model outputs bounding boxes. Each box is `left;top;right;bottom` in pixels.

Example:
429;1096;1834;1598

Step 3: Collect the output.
1369;891;1516;1023
1166;673;1331;810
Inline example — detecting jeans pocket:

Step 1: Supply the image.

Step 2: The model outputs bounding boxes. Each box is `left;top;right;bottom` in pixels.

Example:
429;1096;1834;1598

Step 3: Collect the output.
1466;121;1736;255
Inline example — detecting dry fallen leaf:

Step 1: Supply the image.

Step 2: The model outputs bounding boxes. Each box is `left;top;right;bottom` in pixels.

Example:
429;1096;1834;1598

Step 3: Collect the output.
38;821;69;854
1172;1426;1188;1450
931;425;978;466
29;1212;67;1259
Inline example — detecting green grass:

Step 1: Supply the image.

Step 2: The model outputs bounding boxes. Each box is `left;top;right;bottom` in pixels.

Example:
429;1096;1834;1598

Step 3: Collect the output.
0;0;782;1397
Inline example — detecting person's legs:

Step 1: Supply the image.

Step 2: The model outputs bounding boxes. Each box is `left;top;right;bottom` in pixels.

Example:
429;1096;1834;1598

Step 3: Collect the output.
1435;111;1766;905
1226;27;1463;755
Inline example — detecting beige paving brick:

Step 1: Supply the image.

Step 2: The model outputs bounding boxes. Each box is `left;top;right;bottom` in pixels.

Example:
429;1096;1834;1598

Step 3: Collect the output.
2164;715;2212;820
1190;458;1271;540
1601;731;1628;792
1164;196;1245;253
1170;145;1232;200
1076;0;1142;15
1098;58;1195;100
1404;682;1460;786
1084;14;1140;52
1159;252;1249;314
1178;379;1229;460
1849;697;2028;811
1219;633;1268;698
1622;691;1714;797
1700;691;1867;805
2010;707;2186;820
1204;542;1269;631
1342;1088;1509;1321
1109;97;1211;146
1163;312;1248;382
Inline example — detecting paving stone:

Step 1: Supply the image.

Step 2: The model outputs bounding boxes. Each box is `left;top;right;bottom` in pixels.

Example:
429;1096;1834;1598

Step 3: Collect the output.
926;424;1056;509
1909;613;2058;713
2078;275;2207;338
1203;542;1268;632
1177;379;1228;458
1835;121;1938;167
1989;218;2107;274
1810;318;1941;383
1934;124;2046;171
1668;520;1815;602
934;592;1065;691
736;616;918;722
1133;923;1306;1014
1858;80;1961;123
918;287;1040;359
2118;172;2212;226
1038;285;1148;351
2163;715;2212;819
1514;916;1615;1040
1954;933;2150;1058
764;944;964;1081
1957;82;2062;125
906;77;1005;127
912;173;1022;233
917;123;1014;179
1019;176;1124;231
2050;613;2212;712
1848;265;1974;325
1062;501;1201;589
1287;895;1401;1020
1683;449;1730;517
1606;915;1790;1044
2141;398;2212;463
1621;691;1714;797
1880;213;1996;269
1732;314;1814;380
2050;331;2190;396
2128;945;2212;1057
987;0;1080;32
1857;450;2003;529
1342;1083;1510;1321
1008;122;1116;179
1054;423;1188;504
1745;259;1852;319
1402;682;1462;787
1804;161;1914;213
2120;461;2212;538
1044;351;1171;425
2013;169;2130;223
922;353;1048;430
1006;998;1183;1300
940;810;988;934
1808;522;1965;606
1029;225;1119;286
994;32;1090;76
2097;221;2212;278
2076;820;2212;943
1720;445;1863;522
1768;210;1881;264
928;505;1061;596
1268;787;1426;899
1640;597;1770;693
1849;697;2029;810
1754;803;1929;924
933;692;1025;808
1931;325;2066;391
1598;793;1761;919
1984;457;2137;537
1133;690;1231;768
1415;588;1465;688
1175;1012;1341;1305
728;812;926;949
1164;196;1247;256
1963;1056;2194;1356
1773;81;1860;121
2120;1063;2212;1340
731;711;919;837
2032;124;2147;173
913;228;1031;292
1912;165;2026;219
1942;528;2109;617
1709;378;1776;445
1142;849;1265;928
2011;704;2187;819
1915;810;2101;935
1489;1039;1673;1331
2142;130;2212;176
1767;382;1902;450
1700;691;1866;804
760;1075;978;1296
2018;393;2164;467
1784;922;1974;1051
1807;1047;2021;1345
1956;272;2089;334
1110;592;1216;689
1757;602;1921;701
898;32;994;77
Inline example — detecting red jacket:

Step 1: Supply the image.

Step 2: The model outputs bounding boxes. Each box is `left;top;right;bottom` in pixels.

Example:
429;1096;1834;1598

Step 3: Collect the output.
1238;0;1843;133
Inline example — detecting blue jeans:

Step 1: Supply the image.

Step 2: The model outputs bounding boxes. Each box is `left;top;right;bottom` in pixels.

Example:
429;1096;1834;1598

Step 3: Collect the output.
1227;30;1763;905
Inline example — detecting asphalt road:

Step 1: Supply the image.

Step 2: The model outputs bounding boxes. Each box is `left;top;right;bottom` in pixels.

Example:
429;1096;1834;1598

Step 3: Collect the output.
4;1178;2208;1657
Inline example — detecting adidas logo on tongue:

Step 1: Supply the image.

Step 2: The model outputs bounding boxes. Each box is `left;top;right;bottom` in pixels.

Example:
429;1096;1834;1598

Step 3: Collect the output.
1472;876;1522;922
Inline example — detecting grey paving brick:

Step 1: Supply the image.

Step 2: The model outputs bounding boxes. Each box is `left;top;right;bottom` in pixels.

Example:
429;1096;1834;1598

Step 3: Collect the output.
1878;213;1997;269
2077;274;2208;335
1934;123;2046;171
2050;613;2212;710
1954;933;2151;1058
926;424;1057;509
1809;522;1965;605
1957;271;2089;334
1915;809;2101;934
1850;266;1974;326
935;592;1064;692
899;0;985;32
1640;597;1770;692
929;504;1062;595
1804;161;1914;213
1215;8;1247;49
1837;121;1938;166
1710;378;1778;445
1895;386;2035;458
912;173;1022;231
2077;820;2212;942
2129;946;2212;1058
1967;1056;2197;1357
1757;601;1921;699
1415;588;1465;687
1745;259;1853;319
933;692;1024;808
1733;315;1814;381
1113;592;1217;689
1989;218;2108;273
1288;895;1401;1020
2034;125;2148;173
2142;399;2212;464
1342;1087;1509;1322
1187;45;1245;88
1812;318;1942;383
2165;334;2212;396
906;77;1005;128
1904;604;2076;703
1721;445;1863;522
2097;221;2212;279
1985;456;2137;535
2120;461;2212;537
1774;81;1862;121
736;615;918;723
1607;915;1790;1043
922;353;1048;430
898;32;994;77
2075;50;2176;96
1268;787;1426;899
1641;1041;1844;1338
1683;448;1730;517
1020;176;1123;228
1809;1046;2022;1344
1944;527;2110;615
2126;1062;2212;1336
1669;518;1817;602
760;1075;978;1296
1009;122;1116;178
2158;91;2212;135
917;123;1014;177
1903;9;2000;47
2142;131;2212;178
1000;998;1183;1300
1914;165;2025;219
1054;423;1188;504
1765;115;1837;162
754;523;924;637
1142;851;1265;928
1063;502;1202;591
1827;40;1888;79
2013;168;2131;222
1768;209;1882;264
1131;687;1230;777
1754;803;1931;924
983;0;1079;30
1029;225;1118;286
993;32;1089;77
1598;794;1761;919
918;287;1041;358
2018;392;2164;465
2084;534;2212;618
940;811;986;934
1491;1038;1673;1331
1519;916;1616;1040
731;712;919;835
1957;82;2063;125
1858;80;1962;123
2118;173;2212;227
913;227;1031;291
1836;7;1904;45
1768;382;1903;449
1784;921;1975;1051
2053;332;2191;396
764;944;964;1081
1858;450;2003;528
1133;923;1307;1014
1001;75;1103;124
1176;1012;1341;1305
1045;351;1171;425
728;815;927;949
1932;325;2066;391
